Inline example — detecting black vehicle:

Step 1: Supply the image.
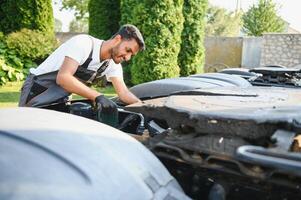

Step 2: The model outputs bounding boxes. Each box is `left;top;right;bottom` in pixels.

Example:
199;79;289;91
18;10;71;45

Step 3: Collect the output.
220;65;301;88
36;69;301;199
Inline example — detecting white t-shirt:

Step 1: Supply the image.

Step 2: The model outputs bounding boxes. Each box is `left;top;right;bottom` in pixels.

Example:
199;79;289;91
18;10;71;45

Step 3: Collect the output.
30;34;123;82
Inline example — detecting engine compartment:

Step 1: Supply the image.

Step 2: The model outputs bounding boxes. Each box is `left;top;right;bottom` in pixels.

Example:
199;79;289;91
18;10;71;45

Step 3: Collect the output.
40;70;301;199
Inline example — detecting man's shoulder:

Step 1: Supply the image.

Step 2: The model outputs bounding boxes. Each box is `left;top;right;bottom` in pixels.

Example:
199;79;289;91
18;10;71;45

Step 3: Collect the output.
63;34;96;54
69;34;91;45
70;34;104;51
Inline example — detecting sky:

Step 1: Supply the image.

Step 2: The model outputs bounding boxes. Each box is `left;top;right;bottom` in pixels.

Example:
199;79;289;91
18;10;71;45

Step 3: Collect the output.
53;0;301;32
52;0;74;32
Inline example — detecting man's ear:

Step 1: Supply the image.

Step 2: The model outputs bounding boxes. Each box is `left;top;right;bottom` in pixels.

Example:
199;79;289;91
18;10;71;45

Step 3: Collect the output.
113;34;122;43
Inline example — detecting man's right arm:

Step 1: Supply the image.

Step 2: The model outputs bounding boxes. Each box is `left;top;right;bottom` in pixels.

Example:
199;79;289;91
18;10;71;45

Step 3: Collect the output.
56;56;101;101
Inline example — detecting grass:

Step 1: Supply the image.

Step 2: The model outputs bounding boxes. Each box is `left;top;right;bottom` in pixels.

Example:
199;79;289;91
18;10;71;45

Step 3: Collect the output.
0;81;116;108
0;82;22;108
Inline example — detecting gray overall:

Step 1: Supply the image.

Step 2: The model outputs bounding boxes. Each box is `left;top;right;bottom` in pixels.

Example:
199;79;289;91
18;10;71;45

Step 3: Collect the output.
19;39;109;107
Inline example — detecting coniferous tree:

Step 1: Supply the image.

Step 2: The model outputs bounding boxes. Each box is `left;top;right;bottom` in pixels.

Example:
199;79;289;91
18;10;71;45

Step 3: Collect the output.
206;5;242;37
178;0;208;76
0;0;54;34
242;0;285;36
89;0;120;39
120;0;184;84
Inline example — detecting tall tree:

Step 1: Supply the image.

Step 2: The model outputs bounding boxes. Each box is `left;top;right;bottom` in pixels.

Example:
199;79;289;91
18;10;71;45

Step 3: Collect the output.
69;18;88;33
242;0;285;36
89;0;120;39
59;0;89;20
120;0;184;84
178;0;208;76
0;0;54;34
205;5;242;37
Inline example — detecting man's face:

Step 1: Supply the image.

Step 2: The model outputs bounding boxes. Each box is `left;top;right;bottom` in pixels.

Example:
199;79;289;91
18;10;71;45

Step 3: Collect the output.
111;38;140;64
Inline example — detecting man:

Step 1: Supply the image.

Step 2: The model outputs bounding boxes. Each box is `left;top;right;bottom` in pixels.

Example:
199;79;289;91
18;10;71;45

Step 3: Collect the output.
19;24;145;113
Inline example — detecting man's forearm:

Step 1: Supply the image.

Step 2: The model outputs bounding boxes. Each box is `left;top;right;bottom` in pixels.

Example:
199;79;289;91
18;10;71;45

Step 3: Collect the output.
120;90;141;105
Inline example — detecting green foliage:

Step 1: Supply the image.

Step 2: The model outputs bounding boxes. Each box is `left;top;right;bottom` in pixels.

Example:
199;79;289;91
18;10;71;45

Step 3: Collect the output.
120;0;136;25
0;31;37;85
0;57;24;85
178;0;208;76
120;0;184;84
0;0;56;85
206;5;242;36
58;0;89;32
242;0;285;36
69;18;88;33
119;0;136;85
5;29;58;62
89;0;121;39
60;0;89;20
0;0;54;34
0;32;4;41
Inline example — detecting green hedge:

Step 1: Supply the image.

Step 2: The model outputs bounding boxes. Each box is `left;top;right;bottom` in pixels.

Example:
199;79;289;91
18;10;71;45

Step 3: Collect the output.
89;0;121;39
0;28;57;85
0;0;55;85
121;0;184;84
0;57;25;85
0;0;54;34
6;29;58;62
178;0;208;76
0;31;37;85
119;0;137;85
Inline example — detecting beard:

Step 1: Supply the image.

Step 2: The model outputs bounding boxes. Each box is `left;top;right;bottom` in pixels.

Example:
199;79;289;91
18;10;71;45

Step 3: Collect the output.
110;45;122;64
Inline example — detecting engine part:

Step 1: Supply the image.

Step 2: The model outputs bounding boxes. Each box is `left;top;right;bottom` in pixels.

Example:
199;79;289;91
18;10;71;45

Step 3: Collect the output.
69;102;94;119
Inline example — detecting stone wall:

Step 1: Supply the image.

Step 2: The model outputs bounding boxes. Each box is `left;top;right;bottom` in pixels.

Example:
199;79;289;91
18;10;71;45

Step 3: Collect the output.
204;37;243;72
242;37;262;69
260;34;301;67
204;34;301;71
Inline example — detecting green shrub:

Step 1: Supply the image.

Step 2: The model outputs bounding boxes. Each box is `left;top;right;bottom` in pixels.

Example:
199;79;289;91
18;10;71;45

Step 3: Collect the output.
0;31;37;84
0;0;54;34
121;0;184;84
205;5;242;37
119;0;135;85
5;29;58;62
178;0;208;76
0;57;24;85
0;32;4;41
89;0;121;39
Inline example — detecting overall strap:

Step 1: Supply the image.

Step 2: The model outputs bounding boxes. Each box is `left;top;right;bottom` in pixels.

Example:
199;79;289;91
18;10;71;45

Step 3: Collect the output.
74;37;110;84
86;60;110;84
79;37;94;69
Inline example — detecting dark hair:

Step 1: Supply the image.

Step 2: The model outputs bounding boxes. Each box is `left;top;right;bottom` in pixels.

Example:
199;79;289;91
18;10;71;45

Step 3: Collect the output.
113;24;145;51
